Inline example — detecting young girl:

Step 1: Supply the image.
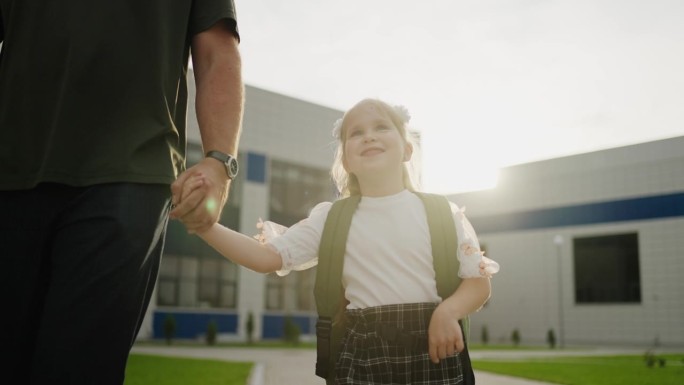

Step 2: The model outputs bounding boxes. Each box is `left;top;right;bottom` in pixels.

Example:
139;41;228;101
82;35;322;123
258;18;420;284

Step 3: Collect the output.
176;99;499;384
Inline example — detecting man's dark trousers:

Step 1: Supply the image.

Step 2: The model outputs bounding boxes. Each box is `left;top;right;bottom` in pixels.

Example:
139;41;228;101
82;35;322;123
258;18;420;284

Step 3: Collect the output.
0;182;171;385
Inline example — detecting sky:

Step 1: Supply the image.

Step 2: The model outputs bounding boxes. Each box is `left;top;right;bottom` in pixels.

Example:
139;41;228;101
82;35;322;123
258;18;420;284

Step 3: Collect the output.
233;0;684;194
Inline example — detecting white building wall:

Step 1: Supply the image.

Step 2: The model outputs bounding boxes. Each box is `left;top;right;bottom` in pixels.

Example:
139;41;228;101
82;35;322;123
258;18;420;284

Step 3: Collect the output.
236;180;269;341
476;218;684;347
452;136;684;347
186;70;341;170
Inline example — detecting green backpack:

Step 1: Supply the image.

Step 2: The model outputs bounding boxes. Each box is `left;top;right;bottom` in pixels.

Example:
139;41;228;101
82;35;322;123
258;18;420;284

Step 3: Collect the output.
313;192;473;384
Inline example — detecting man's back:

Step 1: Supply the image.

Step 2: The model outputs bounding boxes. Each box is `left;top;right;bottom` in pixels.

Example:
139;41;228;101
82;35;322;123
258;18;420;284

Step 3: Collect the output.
0;0;232;189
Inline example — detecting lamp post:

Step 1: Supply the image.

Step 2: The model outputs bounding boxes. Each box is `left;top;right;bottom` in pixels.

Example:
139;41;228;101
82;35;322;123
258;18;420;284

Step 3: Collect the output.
553;235;565;349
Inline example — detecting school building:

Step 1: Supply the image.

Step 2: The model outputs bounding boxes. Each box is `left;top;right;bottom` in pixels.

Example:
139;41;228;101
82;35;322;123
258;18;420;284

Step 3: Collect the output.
138;75;342;343
449;136;684;348
139;72;684;348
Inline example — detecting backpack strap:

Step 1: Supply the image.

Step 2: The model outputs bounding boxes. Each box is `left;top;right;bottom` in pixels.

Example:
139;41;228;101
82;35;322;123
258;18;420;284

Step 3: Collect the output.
314;195;360;380
314;195;360;317
416;192;461;298
416;192;469;342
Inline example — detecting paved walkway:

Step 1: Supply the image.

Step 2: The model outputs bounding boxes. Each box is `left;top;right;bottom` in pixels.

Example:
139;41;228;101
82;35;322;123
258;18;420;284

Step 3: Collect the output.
131;345;649;385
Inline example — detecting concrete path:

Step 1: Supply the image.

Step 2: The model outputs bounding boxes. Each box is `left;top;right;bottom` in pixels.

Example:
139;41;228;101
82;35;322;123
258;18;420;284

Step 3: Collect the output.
131;345;601;385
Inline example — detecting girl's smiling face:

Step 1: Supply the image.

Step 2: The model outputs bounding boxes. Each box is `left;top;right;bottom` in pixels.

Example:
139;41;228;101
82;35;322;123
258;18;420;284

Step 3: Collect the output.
342;101;412;183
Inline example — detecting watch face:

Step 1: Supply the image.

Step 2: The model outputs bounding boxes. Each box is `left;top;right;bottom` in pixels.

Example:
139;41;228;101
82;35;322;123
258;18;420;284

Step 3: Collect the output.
206;151;238;178
228;158;239;178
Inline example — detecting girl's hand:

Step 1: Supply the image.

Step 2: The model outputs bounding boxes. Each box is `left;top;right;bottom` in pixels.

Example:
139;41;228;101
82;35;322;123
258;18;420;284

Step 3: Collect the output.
175;174;206;203
428;302;465;364
170;161;228;234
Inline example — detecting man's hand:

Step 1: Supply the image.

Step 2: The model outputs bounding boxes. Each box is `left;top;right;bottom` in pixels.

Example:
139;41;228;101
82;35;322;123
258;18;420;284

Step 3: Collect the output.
428;302;465;364
170;158;230;233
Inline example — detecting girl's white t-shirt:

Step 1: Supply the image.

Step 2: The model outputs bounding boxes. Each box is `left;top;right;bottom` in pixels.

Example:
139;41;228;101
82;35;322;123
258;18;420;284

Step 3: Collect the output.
263;189;499;309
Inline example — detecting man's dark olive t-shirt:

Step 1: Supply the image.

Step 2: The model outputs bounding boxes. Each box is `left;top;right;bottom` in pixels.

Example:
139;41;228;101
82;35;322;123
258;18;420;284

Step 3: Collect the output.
0;0;238;190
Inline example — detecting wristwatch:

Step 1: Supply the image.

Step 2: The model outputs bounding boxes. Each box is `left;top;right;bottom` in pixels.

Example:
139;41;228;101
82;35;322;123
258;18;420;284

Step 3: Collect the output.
206;150;239;179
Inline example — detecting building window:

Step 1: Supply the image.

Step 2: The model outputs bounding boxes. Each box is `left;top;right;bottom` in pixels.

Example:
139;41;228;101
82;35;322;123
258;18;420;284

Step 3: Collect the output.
198;258;239;308
157;255;238;309
269;160;335;226
295;269;316;311
267;160;335;311
158;255;238;309
265;273;284;310
157;143;242;309
264;270;317;311
573;233;641;304
158;256;180;306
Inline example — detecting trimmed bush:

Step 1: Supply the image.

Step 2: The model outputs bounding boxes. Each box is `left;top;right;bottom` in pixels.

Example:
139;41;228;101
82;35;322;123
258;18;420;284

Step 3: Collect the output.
246;312;255;344
206;319;217;345
283;316;301;345
164;314;176;345
511;328;521;347
547;328;556;349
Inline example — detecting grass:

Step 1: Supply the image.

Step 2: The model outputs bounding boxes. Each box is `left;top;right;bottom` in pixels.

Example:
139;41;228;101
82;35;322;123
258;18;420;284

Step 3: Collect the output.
124;354;252;385
136;339;316;349
470;343;558;351
128;341;684;385
472;354;684;385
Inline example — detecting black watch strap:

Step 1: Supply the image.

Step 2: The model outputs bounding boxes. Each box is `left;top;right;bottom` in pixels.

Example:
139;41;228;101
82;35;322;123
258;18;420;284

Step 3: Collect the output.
206;150;238;179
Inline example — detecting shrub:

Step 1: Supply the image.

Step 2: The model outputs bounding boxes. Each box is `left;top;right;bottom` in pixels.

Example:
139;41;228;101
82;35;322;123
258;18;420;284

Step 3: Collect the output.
164;314;176;345
511;328;520;347
246;312;255;344
644;349;667;368
546;329;556;349
206;319;217;345
283;316;301;345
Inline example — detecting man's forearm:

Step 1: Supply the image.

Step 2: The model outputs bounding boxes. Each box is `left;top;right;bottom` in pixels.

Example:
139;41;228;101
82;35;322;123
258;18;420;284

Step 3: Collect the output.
193;22;244;155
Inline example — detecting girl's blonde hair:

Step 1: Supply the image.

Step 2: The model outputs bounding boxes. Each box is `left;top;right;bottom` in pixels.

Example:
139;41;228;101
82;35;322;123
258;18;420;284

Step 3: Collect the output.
330;98;421;197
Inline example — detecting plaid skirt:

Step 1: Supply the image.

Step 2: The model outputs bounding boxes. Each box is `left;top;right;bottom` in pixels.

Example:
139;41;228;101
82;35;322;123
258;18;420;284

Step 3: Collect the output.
334;302;471;385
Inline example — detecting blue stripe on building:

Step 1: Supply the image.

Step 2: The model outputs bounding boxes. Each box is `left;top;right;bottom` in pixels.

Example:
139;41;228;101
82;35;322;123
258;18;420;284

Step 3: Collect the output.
470;191;684;234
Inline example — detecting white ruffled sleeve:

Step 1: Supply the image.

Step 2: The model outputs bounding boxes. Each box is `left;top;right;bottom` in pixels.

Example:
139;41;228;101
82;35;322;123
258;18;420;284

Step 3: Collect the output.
254;202;332;276
450;202;500;278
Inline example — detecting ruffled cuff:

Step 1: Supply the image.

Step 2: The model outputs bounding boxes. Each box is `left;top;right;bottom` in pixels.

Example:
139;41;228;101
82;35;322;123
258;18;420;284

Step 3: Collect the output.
480;255;500;277
254;219;317;276
254;218;288;245
458;241;500;278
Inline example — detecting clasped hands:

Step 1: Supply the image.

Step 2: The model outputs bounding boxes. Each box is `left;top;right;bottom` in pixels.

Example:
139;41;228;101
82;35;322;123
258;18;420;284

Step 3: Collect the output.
169;158;230;234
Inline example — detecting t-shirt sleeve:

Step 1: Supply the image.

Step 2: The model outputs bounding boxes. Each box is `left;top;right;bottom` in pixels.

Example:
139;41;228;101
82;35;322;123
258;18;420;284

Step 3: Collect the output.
189;0;239;40
450;202;500;278
259;202;332;276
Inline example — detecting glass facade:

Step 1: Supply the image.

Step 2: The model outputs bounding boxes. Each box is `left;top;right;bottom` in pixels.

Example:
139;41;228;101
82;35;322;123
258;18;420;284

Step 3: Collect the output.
265;159;335;311
157;143;242;309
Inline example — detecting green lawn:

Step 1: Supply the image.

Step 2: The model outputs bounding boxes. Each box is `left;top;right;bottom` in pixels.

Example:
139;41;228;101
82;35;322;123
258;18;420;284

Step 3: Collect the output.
136;339;316;349
125;354;252;385
126;344;684;385
472;354;684;385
